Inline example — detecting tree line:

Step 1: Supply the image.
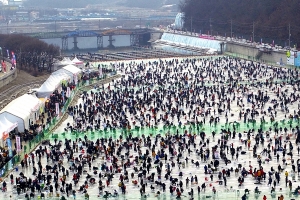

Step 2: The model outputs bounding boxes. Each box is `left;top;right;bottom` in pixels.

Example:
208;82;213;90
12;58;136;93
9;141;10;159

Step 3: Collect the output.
0;34;60;72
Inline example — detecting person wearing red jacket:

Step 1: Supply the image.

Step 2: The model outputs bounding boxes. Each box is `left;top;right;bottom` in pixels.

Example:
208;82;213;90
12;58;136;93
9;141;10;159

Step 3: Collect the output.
263;195;267;200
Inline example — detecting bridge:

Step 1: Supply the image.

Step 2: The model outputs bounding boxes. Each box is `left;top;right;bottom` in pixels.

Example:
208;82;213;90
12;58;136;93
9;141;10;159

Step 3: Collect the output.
23;28;151;51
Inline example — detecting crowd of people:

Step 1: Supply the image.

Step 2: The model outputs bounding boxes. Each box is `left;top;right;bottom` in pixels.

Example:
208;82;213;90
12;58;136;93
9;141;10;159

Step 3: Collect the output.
1;56;300;200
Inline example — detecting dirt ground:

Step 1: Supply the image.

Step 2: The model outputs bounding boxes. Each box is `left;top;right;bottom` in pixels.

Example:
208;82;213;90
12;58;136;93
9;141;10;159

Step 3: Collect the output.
0;69;50;94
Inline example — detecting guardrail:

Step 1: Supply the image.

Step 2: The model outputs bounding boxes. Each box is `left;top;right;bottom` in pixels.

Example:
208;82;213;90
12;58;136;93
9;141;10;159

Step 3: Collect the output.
0;67;16;80
0;57;17;89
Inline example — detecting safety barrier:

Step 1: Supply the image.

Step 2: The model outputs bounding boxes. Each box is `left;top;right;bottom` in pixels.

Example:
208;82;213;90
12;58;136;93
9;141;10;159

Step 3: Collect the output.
51;115;300;141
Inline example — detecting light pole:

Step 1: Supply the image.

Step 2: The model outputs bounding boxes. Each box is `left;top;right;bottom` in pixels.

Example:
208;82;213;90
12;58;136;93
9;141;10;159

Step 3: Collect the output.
252;22;255;44
288;23;291;48
230;20;233;38
190;16;193;34
209;18;212;36
140;18;142;29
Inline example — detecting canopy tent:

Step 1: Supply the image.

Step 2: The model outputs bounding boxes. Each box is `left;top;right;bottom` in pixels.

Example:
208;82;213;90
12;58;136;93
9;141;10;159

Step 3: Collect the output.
0;121;8;147
36;77;60;98
36;72;71;98
63;64;82;82
52;68;73;82
0;115;18;141
53;57;74;71
72;57;84;68
60;57;74;66
63;64;82;75
0;94;41;132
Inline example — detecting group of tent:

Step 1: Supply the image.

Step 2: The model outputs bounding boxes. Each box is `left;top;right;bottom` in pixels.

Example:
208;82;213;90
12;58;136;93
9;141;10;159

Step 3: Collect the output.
36;64;82;98
54;57;84;70
0;57;83;141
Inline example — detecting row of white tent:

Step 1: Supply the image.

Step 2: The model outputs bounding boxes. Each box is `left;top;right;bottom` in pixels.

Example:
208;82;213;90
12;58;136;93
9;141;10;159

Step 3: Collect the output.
0;62;83;139
54;57;84;69
36;64;82;98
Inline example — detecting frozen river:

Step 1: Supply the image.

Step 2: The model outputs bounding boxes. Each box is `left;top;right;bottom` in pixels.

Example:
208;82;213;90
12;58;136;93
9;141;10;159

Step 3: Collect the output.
2;56;300;200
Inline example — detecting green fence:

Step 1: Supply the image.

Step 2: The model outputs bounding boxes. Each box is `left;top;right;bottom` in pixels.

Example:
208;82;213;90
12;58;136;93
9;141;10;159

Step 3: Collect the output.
51;115;299;142
0;118;57;178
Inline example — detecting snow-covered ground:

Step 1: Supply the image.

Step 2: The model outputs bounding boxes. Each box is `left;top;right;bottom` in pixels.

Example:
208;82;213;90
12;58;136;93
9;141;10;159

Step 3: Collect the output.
1;56;300;200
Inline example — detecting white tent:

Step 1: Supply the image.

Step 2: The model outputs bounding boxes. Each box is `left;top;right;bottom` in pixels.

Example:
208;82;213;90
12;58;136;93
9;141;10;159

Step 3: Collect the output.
53;57;74;71
2;116;18;133
72;57;84;68
36;80;58;98
36;76;61;97
0;115;17;141
63;64;82;75
61;57;74;66
36;72;71;98
53;66;82;81
0;94;41;132
52;68;73;81
62;65;82;82
0;120;8;147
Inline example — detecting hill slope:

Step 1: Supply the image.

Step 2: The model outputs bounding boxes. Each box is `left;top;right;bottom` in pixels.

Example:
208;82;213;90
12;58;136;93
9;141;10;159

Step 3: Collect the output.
180;0;300;47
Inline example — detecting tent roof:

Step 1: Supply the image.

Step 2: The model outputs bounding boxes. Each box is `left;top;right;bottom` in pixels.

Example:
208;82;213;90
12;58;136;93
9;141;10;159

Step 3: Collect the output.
37;80;57;96
54;71;71;79
52;68;73;79
60;57;74;66
38;75;60;91
72;57;83;64
37;72;71;97
63;64;82;74
0;94;41;122
0;120;6;138
52;68;76;82
62;57;72;62
0;115;18;134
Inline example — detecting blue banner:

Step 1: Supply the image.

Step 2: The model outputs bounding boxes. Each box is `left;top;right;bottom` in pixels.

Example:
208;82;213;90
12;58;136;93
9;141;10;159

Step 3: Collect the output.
6;138;13;170
295;52;300;67
0;168;5;177
6;138;12;157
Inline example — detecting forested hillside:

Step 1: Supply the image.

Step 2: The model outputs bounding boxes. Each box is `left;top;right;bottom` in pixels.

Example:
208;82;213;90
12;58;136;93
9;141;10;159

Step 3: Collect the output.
180;0;300;46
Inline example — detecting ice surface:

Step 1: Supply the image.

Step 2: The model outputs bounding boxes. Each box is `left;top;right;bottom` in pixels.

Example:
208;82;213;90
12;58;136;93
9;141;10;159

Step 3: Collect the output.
1;56;300;200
